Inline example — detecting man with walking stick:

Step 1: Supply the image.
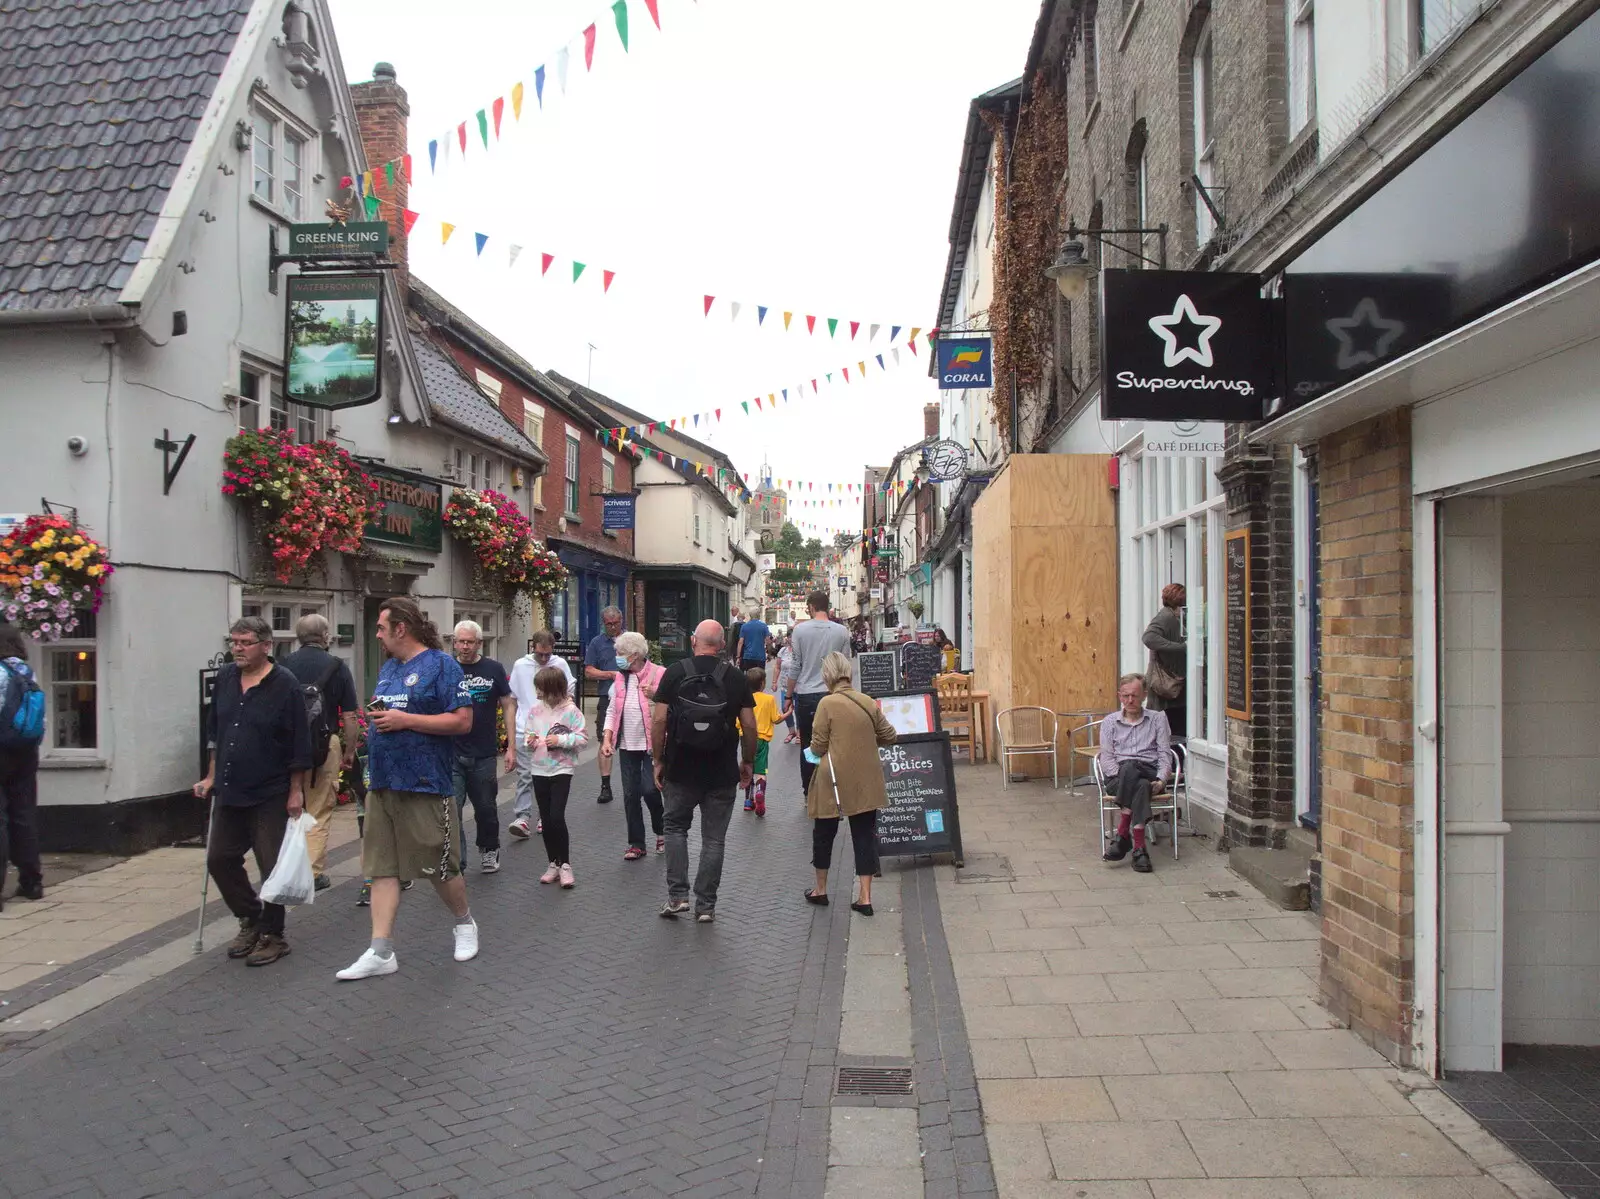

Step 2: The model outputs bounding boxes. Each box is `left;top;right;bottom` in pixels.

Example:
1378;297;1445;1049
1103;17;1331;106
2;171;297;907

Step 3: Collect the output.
192;617;312;966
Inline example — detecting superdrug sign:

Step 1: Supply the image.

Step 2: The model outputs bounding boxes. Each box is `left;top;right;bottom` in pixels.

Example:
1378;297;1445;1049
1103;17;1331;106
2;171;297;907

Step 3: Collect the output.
1099;269;1271;421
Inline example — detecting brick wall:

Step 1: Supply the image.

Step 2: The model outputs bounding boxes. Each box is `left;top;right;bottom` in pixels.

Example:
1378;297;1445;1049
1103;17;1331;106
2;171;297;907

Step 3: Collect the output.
1316;410;1415;1065
349;64;410;295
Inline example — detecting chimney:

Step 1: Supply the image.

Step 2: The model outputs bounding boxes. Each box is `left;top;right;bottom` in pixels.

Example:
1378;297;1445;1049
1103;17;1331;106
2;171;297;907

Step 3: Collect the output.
350;62;410;297
923;403;941;440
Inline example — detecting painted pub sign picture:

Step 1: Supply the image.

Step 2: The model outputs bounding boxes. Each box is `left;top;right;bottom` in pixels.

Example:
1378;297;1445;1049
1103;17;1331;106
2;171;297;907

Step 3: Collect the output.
284;273;384;409
1098;269;1270;421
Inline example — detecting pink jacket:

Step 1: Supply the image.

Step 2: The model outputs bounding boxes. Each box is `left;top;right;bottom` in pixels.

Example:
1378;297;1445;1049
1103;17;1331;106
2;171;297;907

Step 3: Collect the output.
604;661;665;755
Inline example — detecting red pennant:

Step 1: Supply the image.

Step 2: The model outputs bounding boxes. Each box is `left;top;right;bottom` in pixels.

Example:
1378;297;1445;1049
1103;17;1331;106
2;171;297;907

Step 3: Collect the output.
402;209;419;235
754;397;763;410
492;97;504;137
603;269;616;293
909;339;918;356
402;154;412;183
843;368;850;382
850;321;860;339
704;295;715;316
644;0;661;27
583;23;597;69
811;379;818;392
715;408;721;420
541;253;554;275
457;122;467;152
806;315;816;334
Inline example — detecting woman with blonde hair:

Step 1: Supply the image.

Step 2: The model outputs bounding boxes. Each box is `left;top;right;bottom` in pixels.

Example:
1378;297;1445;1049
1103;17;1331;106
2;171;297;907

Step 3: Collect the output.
801;651;897;915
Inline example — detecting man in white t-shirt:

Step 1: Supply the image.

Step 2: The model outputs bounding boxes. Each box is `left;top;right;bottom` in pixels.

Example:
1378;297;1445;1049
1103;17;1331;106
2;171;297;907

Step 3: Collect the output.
508;629;576;839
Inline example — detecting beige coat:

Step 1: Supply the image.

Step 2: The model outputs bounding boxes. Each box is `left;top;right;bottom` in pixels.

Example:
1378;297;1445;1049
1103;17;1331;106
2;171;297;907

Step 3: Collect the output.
805;686;898;819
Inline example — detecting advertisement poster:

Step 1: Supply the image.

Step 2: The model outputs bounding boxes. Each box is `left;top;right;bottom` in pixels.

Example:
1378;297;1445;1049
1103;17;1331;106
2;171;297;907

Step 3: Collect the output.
285;273;384;409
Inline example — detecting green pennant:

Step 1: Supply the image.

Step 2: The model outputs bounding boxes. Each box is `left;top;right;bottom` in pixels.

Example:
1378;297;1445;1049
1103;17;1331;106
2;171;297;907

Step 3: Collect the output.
613;0;629;50
827;318;838;338
384;160;395;189
741;401;749;414
476;109;489;148
363;193;380;220
826;372;833;383
573;261;587;282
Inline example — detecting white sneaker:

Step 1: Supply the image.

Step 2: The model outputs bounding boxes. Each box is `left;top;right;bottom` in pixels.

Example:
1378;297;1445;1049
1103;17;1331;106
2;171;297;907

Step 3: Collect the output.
508;817;531;839
453;918;479;962
336;948;398;981
481;850;501;873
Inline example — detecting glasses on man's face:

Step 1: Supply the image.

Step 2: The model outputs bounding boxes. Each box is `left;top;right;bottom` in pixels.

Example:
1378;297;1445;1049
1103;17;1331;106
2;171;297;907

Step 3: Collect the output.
229;638;263;648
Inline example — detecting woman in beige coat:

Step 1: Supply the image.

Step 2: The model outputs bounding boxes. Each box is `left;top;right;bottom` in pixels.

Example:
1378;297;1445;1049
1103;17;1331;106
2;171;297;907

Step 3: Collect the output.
802;652;898;915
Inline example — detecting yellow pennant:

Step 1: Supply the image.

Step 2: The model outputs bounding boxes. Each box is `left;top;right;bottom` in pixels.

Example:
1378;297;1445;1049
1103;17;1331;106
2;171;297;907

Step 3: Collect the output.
908;326;921;343
783;311;793;331
512;82;525;120
441;222;456;244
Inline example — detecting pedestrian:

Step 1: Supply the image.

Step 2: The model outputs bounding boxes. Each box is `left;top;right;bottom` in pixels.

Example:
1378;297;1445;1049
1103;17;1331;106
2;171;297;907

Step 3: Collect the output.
650;619;757;922
601;631;667;860
584;606;625;805
736;603;770;673
277;614;360;892
802;651;897;916
450;620;516;874
777;637;799;743
193;616;312;967
508;629;574;839
337;597;478;981
1142;583;1187;739
741;666;784;816
523;666;588;888
1098;673;1173;875
727;610;745;665
0;624;45;911
781;590;852;795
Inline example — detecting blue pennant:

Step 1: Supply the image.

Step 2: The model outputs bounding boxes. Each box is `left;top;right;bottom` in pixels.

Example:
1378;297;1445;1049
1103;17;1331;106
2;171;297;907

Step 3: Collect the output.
428;139;438;174
890;325;901;342
535;66;546;107
474;232;488;256
757;306;768;325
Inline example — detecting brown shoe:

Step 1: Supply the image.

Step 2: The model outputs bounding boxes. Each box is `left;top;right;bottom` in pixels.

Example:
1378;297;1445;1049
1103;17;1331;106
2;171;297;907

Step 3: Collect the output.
245;934;290;967
227;919;260;959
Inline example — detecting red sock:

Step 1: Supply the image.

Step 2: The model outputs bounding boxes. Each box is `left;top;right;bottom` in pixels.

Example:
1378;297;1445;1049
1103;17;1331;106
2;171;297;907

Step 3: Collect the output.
1116;813;1132;839
1131;825;1146;850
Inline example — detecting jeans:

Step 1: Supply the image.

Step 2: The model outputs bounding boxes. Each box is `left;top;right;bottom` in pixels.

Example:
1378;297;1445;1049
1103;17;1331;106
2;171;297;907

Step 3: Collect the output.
1106;760;1160;828
512;739;536;822
207;798;289;936
453;752;501;859
795;691;825;793
533;774;572;864
0;744;41;894
663;778;738;913
618;748;664;849
778;688;795;730
813;809;879;876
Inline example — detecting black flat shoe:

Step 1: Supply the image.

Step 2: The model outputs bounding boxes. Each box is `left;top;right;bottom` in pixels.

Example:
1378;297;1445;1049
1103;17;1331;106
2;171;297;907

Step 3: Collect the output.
1103;835;1133;862
803;889;829;906
16;880;44;901
1132;848;1153;874
851;902;874;916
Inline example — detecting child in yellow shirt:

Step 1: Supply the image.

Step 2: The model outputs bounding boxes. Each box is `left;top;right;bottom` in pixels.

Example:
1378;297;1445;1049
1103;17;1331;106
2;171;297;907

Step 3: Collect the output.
742;666;786;816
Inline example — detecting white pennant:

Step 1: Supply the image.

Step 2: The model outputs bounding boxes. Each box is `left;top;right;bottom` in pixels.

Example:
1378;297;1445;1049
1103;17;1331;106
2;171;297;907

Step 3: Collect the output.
870;323;880;341
557;46;570;93
441;133;452;168
730;301;742;323
509;244;523;268
892;347;900;365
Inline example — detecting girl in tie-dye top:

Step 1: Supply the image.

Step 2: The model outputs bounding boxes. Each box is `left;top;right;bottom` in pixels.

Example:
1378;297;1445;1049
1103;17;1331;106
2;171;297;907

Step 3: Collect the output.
522;667;588;888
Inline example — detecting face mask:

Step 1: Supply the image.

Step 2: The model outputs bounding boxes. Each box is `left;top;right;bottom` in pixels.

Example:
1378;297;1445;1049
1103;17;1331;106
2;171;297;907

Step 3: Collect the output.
615;655;631;671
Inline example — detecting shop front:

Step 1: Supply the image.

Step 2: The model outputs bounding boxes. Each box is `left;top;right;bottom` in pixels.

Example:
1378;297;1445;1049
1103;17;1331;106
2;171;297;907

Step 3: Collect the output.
634;567;731;663
549;541;631;648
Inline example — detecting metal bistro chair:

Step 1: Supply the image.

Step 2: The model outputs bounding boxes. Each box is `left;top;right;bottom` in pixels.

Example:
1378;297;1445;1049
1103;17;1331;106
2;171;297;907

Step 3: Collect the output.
935;672;980;762
1092;740;1188;859
995;707;1060;790
1063;710;1104;795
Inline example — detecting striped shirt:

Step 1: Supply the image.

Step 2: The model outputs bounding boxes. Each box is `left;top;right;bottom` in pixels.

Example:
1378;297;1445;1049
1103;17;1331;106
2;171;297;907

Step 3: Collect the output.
1098;708;1172;779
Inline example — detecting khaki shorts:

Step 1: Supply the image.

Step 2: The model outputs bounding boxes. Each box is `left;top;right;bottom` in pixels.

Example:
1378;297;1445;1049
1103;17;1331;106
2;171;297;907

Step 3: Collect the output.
363;788;461;882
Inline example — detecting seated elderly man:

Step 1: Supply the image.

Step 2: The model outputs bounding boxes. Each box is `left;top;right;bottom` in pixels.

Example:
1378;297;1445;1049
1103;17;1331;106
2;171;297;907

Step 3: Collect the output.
1098;673;1173;874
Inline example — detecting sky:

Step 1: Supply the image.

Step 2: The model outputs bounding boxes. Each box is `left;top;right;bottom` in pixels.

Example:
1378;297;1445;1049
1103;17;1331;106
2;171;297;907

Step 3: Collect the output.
326;0;1040;539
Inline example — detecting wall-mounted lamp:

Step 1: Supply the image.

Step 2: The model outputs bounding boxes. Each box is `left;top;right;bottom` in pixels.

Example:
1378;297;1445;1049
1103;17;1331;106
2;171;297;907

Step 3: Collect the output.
1044;222;1170;300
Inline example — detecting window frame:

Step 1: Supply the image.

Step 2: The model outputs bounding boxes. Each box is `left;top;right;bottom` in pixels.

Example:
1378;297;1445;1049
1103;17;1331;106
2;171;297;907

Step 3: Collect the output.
250;97;316;220
563;434;581;518
450;605;500;662
42;622;100;758
241;593;331;656
1084;0;1101;100
601;450;616;496
1287;0;1316;137
1192;23;1217;245
240;361;323;442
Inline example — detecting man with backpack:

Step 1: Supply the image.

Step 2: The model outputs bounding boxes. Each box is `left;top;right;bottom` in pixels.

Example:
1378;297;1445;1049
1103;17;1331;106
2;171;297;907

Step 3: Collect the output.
650;620;757;922
0;624;46;912
279;614;361;892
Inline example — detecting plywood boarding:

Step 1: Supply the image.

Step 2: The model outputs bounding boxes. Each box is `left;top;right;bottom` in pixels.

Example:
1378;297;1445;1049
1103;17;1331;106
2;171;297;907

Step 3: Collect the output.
972;464;1014;723
1008;452;1116;529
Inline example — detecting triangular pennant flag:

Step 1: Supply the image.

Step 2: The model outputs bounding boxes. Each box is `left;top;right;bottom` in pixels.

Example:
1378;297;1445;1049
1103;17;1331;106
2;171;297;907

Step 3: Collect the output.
644;0;661;27
811;379;818;392
754;397;762;410
826;373;833;383
441;222;456;245
557;47;570;92
730;301;742;322
783;311;793;330
782;388;788;401
858;361;866;375
850;321;860;339
511;82;524;120
441;134;451;167
891;324;901;342
535;66;546;106
402;153;412;182
364;193;380;220
843;368;850;382
757;306;768;325
876;354;884;370
603;269;616;293
715;409;721;420
541;252;554;275
509;244;523;268
741;401;749;414
892;347;900;365
476;109;489;148
572;261;587;281
492;98;505;137
613;0;629;50
402;209;419;235
693;415;699;426
828;318;839;338
870;323;881;341
428;139;438;173
360;170;372;196
475;232;489;256
909;326;921;344
909;338;919;356
806;315;816;334
704;295;715;316
384;160;395;189
457;122;468;152
583;24;597;69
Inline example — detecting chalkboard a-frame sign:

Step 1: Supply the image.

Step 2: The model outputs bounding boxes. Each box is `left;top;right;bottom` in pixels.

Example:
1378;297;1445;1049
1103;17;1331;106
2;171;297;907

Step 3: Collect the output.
1225;528;1251;719
877;732;965;867
857;650;898;697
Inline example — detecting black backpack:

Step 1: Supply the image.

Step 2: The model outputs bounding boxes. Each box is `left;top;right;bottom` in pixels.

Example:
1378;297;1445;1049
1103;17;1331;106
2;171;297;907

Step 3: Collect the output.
295;658;343;774
669;658;737;755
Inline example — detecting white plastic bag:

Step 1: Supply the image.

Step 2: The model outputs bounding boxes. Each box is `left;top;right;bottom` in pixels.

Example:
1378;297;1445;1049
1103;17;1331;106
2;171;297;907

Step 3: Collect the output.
260;811;318;906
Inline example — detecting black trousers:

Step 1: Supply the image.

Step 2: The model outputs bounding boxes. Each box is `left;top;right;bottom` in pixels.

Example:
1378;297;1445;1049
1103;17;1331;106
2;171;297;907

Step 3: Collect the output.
1106;760;1160;828
207;798;289;936
0;744;42;893
795;692;824;793
534;774;572;864
1161;693;1186;740
812;810;879;876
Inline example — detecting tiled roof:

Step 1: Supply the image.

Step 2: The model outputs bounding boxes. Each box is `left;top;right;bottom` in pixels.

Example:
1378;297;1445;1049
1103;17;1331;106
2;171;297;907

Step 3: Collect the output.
0;0;252;313
413;336;545;464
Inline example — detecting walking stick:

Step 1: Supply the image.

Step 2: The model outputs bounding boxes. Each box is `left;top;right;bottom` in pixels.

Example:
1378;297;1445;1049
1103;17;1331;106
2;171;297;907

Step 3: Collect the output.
192;790;218;955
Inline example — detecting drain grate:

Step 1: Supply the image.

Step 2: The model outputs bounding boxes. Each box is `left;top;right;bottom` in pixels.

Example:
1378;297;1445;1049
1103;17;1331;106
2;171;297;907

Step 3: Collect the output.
1205;890;1241;899
837;1067;914;1096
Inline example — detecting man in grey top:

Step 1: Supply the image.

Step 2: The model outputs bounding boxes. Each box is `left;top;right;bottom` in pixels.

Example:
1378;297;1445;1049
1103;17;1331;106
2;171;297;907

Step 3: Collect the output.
781;590;852;793
1098;673;1173;874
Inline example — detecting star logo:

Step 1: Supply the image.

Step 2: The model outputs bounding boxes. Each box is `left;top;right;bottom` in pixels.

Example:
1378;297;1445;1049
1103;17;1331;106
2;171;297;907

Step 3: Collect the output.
1324;297;1405;371
1148;294;1223;368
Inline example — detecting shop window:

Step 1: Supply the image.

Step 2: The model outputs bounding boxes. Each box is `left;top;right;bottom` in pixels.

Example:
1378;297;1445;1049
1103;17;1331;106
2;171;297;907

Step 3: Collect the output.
45;611;97;753
564;435;581;516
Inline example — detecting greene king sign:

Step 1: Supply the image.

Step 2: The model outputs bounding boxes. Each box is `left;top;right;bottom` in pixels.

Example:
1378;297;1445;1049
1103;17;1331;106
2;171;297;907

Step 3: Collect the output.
287;221;390;257
1099;269;1270;421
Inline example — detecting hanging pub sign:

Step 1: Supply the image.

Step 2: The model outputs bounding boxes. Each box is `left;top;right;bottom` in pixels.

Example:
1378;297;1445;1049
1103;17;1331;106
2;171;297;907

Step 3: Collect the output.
287;221;390;258
1099;269;1270;421
601;494;636;530
284;273;384;410
936;335;993;389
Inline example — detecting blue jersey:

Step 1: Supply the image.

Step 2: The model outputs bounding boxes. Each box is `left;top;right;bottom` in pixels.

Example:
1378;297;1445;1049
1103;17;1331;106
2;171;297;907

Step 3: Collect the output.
368;648;471;795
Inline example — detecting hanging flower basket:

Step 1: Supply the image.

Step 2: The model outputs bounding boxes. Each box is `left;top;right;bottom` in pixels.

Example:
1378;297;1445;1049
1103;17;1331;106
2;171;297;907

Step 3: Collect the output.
442;487;568;602
0;514;114;640
222;429;383;582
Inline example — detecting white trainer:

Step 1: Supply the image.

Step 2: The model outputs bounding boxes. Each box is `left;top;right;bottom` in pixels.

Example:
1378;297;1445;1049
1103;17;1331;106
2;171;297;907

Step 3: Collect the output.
336;948;398;981
453;918;479;962
481;850;501;873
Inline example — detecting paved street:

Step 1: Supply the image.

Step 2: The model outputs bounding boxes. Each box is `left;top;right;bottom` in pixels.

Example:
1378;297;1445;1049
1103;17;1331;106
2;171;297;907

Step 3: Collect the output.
0;745;838;1199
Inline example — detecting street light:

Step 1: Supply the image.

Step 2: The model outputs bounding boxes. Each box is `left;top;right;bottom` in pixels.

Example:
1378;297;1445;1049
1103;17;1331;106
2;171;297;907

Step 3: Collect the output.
1044;222;1169;300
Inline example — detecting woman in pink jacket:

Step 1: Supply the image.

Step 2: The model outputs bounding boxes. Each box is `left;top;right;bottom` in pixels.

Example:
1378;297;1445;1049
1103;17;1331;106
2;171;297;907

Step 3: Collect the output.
601;631;667;860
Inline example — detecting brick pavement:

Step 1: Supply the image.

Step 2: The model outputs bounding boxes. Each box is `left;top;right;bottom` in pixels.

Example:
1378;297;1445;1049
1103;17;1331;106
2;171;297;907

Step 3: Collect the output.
0;746;845;1199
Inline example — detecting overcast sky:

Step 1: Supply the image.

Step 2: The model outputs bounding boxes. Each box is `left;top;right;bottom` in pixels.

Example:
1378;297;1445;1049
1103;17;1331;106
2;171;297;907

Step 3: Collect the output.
327;0;1039;538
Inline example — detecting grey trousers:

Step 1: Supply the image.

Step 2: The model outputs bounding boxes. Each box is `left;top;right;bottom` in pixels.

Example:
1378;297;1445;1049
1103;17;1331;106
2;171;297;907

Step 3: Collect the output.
663;778;738;913
1106;760;1160;827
